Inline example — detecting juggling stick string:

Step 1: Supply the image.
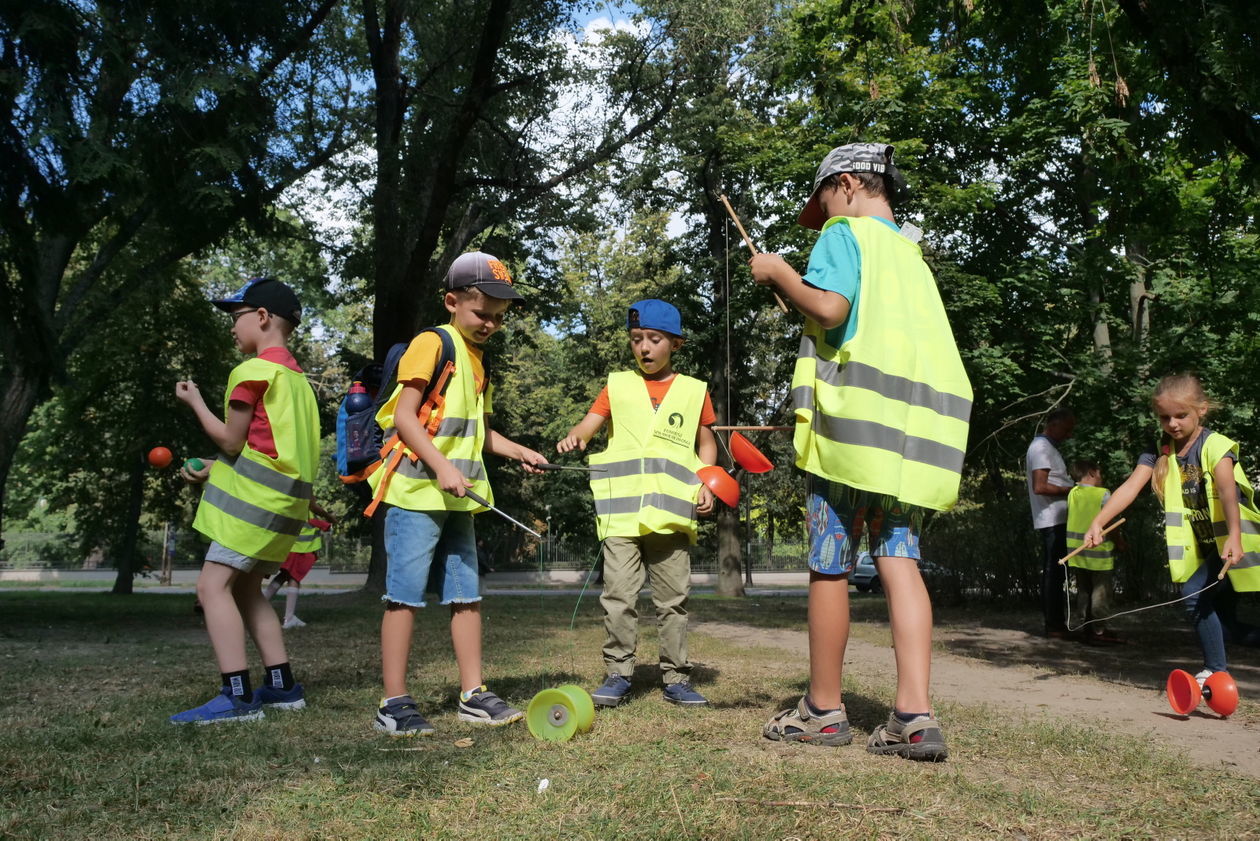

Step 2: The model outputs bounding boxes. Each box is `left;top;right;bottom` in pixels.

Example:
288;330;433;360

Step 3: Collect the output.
719;194;791;314
1058;518;1125;565
460;488;542;538
535;463;607;473
712;425;792;432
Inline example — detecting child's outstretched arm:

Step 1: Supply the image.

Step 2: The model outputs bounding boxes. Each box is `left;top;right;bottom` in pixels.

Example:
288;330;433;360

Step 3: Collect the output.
556;413;605;454
748;254;851;327
175;380;250;456
485;426;546;474
1212;458;1244;572
1084;464;1151;547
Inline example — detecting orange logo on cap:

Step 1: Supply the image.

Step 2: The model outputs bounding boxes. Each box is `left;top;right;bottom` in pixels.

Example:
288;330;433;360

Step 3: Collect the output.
488;259;512;284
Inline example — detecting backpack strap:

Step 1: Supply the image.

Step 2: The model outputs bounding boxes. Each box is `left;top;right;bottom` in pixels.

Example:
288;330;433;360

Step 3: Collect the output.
363;327;459;518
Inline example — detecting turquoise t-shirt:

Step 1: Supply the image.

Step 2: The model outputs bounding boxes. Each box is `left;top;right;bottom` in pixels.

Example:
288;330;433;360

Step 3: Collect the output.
801;215;900;347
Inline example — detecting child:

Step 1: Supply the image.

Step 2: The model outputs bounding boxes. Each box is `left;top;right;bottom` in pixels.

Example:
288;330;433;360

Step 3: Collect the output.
749;143;971;761
1064;460;1120;644
1083;374;1260;683
171;277;319;723
368;251;546;736
264;512;333;629
556;299;718;707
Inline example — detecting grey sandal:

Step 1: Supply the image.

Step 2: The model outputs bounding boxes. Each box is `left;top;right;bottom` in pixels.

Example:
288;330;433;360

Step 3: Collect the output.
762;696;853;746
866;712;949;762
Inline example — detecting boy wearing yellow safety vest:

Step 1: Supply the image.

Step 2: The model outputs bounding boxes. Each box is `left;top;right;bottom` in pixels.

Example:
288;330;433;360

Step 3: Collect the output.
557;300;718;707
369;252;547;736
1065;460;1121;644
171;278;319;724
750;144;971;761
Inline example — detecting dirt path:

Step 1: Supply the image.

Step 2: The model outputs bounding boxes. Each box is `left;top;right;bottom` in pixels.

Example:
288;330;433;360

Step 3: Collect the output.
697;620;1260;778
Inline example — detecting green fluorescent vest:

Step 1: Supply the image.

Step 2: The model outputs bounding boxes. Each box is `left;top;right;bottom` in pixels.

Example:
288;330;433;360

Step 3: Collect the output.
790;216;972;511
369;324;491;513
193;357;319;563
588;371;706;543
1065;485;1114;570
1164;432;1260;591
291;521;322;555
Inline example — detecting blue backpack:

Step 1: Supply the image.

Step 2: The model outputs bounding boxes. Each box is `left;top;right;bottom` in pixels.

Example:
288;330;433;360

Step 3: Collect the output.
335;327;457;484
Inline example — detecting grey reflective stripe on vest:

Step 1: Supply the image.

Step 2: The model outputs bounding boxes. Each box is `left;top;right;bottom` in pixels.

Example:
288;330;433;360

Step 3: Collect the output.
797;335;971;421
599;457;698;485
810;415;965;474
394;457;485;482
1168;545;1185;560
1213;519;1260;537
1166;511;1184;527
1066;530;1085;541
594;493;695;520
434;416;478;439
1074;548;1111;560
201;485;306;536
224;454;313;500
1234;552;1260;570
293;530;320;548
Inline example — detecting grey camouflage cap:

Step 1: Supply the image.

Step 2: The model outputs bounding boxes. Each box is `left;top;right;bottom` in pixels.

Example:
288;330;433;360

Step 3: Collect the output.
798;142;906;229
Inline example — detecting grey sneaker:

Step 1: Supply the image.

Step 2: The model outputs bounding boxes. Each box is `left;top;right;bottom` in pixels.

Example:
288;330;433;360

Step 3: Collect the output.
591;674;632;707
457;686;523;726
374;695;435;737
663;682;708;706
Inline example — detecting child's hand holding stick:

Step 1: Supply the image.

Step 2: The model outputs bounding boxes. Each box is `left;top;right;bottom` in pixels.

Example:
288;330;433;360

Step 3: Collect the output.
719;194;790;314
1059;518;1125;565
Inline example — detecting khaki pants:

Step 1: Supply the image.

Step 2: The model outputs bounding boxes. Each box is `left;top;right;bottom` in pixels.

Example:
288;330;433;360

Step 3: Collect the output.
600;533;692;685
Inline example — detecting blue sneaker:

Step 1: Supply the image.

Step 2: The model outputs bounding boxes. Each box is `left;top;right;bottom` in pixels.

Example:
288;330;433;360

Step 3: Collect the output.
169;687;264;725
374;695;435;737
663;682;708;706
591;674;632;707
255;682;306;711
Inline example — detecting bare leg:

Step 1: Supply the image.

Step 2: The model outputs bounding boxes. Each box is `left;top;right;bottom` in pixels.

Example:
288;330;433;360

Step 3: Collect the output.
284;583;300;621
263;577;282;600
197;561;248;673
807;571;850;710
233;569;288;667
450;602;483;692
381;606;417;699
878;556;933;713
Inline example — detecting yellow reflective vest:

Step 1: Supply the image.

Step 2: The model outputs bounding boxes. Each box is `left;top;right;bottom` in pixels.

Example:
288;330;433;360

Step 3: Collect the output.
368;325;491;513
291;521;323;555
588;371;706;543
1066;485;1114;571
791;216;972;511
1164;431;1260;591
193;357;319;563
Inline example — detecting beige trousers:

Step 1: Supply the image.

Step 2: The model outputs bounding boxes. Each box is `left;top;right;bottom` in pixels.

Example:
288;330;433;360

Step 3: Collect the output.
600;533;692;685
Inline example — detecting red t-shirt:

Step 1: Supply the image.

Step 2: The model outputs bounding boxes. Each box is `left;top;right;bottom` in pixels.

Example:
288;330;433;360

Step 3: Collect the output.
589;374;717;426
228;347;303;459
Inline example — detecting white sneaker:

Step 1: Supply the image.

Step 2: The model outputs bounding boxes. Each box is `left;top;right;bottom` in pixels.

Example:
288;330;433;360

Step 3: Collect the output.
1195;669;1212;688
282;616;306;629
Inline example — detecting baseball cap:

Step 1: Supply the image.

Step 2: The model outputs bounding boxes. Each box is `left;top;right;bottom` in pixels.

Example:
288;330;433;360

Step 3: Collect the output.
211;277;302;325
627;299;683;338
797;142;908;230
444;251;522;300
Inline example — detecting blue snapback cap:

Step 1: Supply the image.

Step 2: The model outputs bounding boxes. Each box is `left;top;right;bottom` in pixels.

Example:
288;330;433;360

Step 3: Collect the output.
627;299;683;338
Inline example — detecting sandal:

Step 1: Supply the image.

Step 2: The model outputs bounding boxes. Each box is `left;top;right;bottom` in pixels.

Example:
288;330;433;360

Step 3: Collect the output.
762;696;853;746
866;712;949;762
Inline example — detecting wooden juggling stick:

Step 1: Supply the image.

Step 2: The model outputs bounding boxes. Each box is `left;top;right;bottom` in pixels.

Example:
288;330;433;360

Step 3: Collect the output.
1059;518;1125;565
719;194;790;314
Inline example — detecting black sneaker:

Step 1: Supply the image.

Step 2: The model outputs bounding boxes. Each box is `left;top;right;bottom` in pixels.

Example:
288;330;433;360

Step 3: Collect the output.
457;685;523;726
374;695;435;737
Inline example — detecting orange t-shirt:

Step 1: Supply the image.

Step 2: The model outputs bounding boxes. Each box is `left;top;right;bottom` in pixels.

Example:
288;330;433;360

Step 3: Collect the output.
589;374;716;426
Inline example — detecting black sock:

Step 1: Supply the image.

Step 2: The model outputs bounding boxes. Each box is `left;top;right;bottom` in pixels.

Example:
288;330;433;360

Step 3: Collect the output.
804;694;839;715
263;662;294;691
223;669;252;699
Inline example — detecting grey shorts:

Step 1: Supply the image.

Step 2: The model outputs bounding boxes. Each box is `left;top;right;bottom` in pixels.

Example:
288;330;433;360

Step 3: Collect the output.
206;540;280;577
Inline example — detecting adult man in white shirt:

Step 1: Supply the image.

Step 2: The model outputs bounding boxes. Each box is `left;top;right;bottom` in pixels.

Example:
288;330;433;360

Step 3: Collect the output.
1026;408;1076;638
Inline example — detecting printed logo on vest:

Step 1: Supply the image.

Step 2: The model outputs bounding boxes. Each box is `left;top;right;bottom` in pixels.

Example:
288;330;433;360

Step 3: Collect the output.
653;413;693;448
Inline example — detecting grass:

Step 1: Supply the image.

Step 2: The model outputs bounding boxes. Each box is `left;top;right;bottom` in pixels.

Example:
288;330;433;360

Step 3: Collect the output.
1;590;1258;840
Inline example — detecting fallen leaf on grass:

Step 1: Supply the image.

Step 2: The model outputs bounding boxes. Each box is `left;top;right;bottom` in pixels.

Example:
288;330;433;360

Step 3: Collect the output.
454;738;474;748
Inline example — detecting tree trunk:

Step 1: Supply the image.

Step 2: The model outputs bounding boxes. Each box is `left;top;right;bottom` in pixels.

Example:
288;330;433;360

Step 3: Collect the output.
716;505;744;596
111;451;146;594
0;369;42;551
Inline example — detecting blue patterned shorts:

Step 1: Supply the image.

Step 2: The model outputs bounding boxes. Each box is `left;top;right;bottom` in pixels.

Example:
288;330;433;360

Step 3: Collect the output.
805;475;924;575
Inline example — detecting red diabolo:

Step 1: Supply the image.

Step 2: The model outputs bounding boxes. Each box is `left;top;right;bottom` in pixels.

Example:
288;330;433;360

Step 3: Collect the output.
1165;668;1239;718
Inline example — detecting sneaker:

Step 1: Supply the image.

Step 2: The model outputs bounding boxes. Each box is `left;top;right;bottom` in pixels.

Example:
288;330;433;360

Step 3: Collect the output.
170;687;264;725
591;674;632;707
866;712;948;762
663;682;708;706
457;686;523;726
255;682;306;711
374;695;435;736
282;616;306;629
1195;669;1212;688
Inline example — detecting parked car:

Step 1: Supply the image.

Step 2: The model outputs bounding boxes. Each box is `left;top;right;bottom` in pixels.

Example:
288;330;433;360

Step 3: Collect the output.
851;552;944;593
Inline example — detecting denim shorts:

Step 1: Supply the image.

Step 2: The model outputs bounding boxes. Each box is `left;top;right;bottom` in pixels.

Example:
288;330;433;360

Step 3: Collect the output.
206;540;280;577
383;507;481;608
805;475;924;575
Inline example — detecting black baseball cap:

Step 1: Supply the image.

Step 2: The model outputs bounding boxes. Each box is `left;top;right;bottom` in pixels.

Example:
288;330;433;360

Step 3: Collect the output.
211;277;303;325
444;252;522;300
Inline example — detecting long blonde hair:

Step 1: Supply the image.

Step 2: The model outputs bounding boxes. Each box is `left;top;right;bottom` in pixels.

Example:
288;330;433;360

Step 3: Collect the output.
1150;374;1214;501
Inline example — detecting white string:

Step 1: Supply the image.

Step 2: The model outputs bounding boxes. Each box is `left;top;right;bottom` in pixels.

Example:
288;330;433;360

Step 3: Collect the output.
1063;573;1222;632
